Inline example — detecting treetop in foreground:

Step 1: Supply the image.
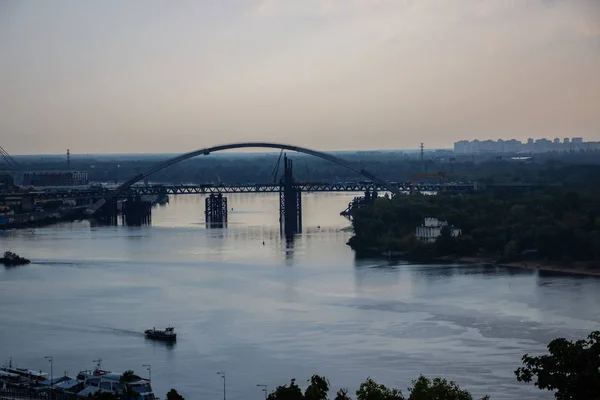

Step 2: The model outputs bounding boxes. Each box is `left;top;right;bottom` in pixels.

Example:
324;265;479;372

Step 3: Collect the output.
515;330;600;400
267;375;488;400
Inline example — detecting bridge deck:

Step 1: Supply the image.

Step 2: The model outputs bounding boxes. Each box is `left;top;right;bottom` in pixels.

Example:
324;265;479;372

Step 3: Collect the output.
1;182;476;200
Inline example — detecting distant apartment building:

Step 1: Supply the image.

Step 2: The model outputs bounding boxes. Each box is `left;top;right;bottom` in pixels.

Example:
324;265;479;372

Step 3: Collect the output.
453;137;599;154
12;171;88;187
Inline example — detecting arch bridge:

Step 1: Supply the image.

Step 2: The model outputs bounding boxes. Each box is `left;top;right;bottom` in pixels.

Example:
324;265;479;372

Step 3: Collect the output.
86;142;400;234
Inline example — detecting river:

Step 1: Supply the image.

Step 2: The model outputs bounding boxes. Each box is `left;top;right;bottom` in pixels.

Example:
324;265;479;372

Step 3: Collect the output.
0;193;598;400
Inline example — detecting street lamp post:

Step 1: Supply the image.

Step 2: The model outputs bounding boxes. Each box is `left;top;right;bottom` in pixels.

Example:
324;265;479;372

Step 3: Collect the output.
45;357;53;399
257;384;268;400
217;371;226;400
142;364;151;383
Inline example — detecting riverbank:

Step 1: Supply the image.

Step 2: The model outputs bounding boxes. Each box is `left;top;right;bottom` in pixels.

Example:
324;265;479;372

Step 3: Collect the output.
456;256;600;277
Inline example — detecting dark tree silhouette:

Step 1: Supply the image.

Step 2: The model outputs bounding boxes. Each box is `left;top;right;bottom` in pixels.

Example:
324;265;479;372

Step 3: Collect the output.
515;331;600;399
267;378;304;400
335;388;352;400
166;388;186;400
407;376;489;400
305;375;330;400
119;370;136;383
355;377;404;400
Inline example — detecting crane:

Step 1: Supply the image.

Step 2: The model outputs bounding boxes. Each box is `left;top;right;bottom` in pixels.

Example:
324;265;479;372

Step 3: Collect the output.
0;146;19;169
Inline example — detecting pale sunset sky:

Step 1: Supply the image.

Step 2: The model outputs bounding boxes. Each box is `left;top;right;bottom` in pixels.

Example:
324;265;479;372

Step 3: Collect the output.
0;0;599;154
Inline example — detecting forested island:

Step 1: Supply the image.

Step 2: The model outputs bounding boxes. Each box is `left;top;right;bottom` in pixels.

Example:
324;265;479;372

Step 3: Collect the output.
348;187;600;270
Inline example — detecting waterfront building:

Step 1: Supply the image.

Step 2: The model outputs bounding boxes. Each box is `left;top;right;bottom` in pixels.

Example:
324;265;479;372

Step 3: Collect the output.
415;218;461;243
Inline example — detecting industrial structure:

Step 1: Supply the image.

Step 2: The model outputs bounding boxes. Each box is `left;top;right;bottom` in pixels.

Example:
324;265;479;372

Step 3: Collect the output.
11;171;89;187
0;146;88;188
0;141;554;231
205;193;228;228
279;155;302;235
80;141;400;236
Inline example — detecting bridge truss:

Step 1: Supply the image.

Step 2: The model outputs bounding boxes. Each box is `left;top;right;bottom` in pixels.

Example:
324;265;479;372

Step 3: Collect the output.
16;181;476;200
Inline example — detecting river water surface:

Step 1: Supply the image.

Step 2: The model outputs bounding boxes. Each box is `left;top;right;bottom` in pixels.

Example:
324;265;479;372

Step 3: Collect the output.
0;193;599;400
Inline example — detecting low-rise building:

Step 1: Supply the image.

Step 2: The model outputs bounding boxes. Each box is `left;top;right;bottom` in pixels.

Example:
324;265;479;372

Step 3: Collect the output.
0;174;14;192
416;217;461;243
12;171;88;187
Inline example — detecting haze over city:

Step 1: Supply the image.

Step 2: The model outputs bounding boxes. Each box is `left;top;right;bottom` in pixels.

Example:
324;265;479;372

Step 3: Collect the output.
1;0;599;155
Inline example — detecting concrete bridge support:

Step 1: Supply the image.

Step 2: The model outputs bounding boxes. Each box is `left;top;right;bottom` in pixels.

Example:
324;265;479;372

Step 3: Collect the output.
205;193;228;228
94;198;118;225
279;155;302;236
122;196;152;226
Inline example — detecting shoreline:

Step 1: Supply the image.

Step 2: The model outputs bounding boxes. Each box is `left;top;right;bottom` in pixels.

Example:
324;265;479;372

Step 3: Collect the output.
456;256;600;277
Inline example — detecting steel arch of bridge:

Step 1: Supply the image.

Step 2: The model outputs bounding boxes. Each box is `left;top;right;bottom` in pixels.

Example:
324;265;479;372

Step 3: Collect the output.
86;142;400;215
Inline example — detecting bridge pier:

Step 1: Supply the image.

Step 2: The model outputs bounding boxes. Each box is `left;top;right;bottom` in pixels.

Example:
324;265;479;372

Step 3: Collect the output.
279;155;302;236
94;198;118;225
205;193;227;228
121;196;152;226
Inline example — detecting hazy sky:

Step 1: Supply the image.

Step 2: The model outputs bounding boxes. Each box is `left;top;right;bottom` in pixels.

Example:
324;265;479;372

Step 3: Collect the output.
1;0;599;154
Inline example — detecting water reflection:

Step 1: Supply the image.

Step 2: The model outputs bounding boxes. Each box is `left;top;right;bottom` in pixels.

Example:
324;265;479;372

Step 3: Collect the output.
284;235;295;264
144;338;176;351
1;193;600;400
353;259;402;289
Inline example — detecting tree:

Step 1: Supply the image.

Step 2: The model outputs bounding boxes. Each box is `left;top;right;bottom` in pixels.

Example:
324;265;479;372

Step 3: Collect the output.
166;388;185;400
515;330;600;399
356;377;404;400
119;370;136;384
407;376;489;400
434;225;457;256
119;370;137;399
95;393;120;400
305;375;330;400
267;379;304;400
335;388;352;400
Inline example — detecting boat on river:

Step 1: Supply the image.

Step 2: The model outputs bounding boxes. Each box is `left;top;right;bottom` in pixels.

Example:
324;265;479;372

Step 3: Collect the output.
0;251;30;266
145;326;176;341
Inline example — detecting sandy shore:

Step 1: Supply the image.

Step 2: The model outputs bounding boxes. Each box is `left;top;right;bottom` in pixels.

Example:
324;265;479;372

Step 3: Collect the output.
456;257;600;277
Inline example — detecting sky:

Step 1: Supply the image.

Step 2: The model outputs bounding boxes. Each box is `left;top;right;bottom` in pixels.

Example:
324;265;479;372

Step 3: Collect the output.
0;0;599;155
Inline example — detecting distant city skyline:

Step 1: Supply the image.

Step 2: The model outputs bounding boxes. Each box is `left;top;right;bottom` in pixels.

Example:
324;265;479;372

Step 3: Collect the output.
454;136;600;154
1;1;599;154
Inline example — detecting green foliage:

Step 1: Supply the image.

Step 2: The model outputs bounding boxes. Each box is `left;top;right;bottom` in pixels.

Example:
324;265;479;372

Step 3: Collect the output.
350;188;600;265
268;378;304;400
407;376;489;400
515;331;600;399
119;370;136;384
265;376;486;400
166;388;186;400
305;375;330;400
95;393;120;400
335;388;352;400
17;151;600;187
355;377;404;400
